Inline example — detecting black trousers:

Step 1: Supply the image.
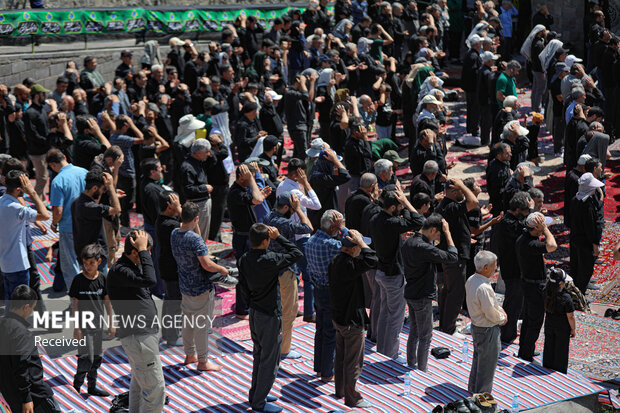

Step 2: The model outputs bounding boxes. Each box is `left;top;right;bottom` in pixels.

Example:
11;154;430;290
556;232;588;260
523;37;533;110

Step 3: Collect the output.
74;330;103;387
233;233;251;316
117;174;135;228
542;319;570;374
500;278;524;343
465;91;480;135
479;104;492;146
208;184;229;242
249;309;282;410
439;260;466;335
161;280;182;342
569;240;596;294
290;128;308;160
518;280;546;361
27;244;45;313
334;322;365;407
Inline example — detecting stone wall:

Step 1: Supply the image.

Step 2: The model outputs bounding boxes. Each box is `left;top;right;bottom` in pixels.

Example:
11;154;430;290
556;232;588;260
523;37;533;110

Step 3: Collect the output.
0;43;173;88
545;0;584;56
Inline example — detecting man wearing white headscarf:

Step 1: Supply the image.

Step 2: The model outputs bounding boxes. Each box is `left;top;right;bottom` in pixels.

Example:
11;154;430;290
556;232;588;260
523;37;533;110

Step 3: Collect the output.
568;172;604;293
521;25;547;112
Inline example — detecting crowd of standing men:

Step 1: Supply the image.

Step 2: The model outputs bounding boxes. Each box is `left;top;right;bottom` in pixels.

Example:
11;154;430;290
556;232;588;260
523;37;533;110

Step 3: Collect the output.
0;0;618;412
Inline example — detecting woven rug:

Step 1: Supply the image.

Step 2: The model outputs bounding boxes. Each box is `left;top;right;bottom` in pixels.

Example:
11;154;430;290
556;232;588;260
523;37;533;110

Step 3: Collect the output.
40;324;603;413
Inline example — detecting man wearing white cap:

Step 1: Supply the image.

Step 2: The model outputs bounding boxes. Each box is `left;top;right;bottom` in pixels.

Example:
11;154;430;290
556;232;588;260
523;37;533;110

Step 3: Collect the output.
416;95;441;126
461;34;482;136
568;172;605;294
477;51;499;145
500;120;529;170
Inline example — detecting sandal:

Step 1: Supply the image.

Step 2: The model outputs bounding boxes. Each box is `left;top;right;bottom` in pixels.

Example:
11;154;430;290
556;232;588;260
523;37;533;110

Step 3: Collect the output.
473;394;491;408
463;397;481;413
482;392;497;406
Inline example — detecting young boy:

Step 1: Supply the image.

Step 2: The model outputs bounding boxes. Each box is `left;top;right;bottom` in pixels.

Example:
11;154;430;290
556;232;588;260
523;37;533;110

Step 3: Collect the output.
70;244;114;396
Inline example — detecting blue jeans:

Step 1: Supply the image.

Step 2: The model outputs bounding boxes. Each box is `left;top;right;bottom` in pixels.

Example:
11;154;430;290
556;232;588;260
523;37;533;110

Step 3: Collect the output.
144;222;164;298
313;286;336;377
233;233;251;315
296;237;314;317
375;124;393;140
59;232;80;289
3;269;30;304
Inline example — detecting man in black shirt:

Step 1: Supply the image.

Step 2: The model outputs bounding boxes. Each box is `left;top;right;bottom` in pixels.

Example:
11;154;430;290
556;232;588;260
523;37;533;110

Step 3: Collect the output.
73;114;112;170
436;178;479;336
409;160;443;213
564;103;590;172
227;164;266;318
497;192;534;343
139;158;166;297
500;120;530;171
515;213;557;361
0;286;61;413
461;35;482;135
369;187;424;360
283;73;316;160
156;191;183;346
238;224;302;413
308;149;351;229
72;170;121;274
107;230;165;411
258;135;282;207
234;102;266;162
409;129;445;177
344;119;374;193
402;214;458;370
478;51;498;145
486;143;512;214
329;228;377;409
24;84;52;199
529;28;547;113
569;173;605;294
180;139;216;241
344;173;377;232
564;154;592;228
501;163;534;213
550;62;569;155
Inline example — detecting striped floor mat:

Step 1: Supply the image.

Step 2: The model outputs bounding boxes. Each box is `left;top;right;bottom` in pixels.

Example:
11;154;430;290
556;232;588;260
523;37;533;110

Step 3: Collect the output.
41;324;602;412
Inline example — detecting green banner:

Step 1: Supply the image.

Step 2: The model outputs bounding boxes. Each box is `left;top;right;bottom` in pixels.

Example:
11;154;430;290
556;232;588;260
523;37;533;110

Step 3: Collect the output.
0;6;304;36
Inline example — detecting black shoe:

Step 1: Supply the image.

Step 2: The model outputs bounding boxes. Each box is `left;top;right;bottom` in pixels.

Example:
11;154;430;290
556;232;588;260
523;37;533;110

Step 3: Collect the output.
432;406;444;413
533;351;541;357
73;380;83;393
605;308;615;318
447;400;470;413
87;386;110;397
613;310;620;321
463;397;481;413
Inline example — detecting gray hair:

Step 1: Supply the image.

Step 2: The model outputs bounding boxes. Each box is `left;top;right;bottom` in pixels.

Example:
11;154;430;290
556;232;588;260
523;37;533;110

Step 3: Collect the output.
151;64;163;73
589;121;603;131
503;95;518;108
359;94;372;104
423;160;439;175
190;138;211;154
506;60;521;71
524;211;545;228
474;250;498;272
571;88;585;100
320;209;341;233
360;172;378;189
374;159;393;176
345;42;357;52
528;187;544;200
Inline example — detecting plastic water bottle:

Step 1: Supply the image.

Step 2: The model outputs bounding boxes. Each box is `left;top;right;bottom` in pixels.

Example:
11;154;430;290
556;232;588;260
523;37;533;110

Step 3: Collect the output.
403;371;412;396
511;393;520;413
461;339;469;363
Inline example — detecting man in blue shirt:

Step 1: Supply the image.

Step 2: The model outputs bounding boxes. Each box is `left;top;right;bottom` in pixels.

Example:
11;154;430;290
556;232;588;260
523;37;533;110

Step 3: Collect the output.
109;115;144;229
499;0;518;59
264;192;313;360
171;201;230;372
47;149;88;289
305;209;345;381
0;171;49;303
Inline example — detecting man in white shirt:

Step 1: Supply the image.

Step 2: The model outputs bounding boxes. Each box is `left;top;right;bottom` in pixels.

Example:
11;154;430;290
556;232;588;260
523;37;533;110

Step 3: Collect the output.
465;250;507;394
276;158;321;322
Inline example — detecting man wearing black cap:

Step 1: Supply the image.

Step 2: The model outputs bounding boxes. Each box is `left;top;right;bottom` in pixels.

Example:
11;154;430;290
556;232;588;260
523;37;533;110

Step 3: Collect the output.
234;101;267;162
329;228;377;409
115;49;135;81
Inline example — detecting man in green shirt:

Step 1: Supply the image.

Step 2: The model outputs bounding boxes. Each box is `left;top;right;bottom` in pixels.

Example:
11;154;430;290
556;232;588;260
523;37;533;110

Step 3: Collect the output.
495;60;521;107
368;24;393;65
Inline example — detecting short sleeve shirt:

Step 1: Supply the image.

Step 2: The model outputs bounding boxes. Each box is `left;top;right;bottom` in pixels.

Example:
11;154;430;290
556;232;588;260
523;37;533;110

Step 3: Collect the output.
546;291;574;330
49;164;87;233
170;229;211;296
69;272;107;330
496;72;516;107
